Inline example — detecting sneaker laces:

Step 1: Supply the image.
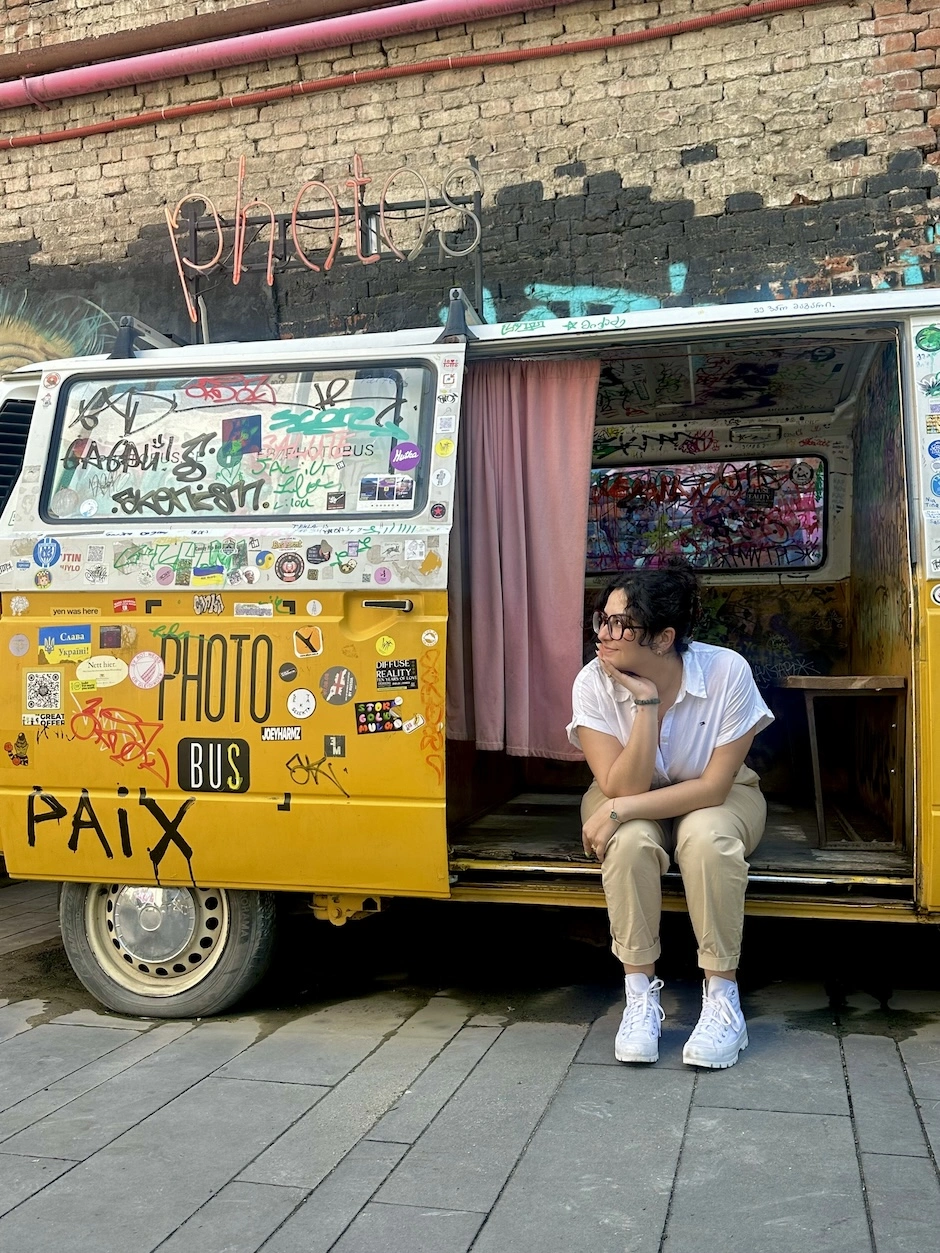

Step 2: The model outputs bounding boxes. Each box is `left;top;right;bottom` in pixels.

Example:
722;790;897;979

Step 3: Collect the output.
623;977;666;1034
691;990;740;1042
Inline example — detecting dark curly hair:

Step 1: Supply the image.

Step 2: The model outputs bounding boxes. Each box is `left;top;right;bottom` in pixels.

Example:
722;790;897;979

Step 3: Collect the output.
596;557;702;655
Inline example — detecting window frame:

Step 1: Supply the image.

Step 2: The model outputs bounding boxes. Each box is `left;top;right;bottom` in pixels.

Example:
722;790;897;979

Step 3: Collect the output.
39;358;437;527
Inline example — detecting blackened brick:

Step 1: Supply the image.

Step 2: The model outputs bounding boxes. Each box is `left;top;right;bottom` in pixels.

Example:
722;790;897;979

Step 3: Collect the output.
818;197;868;217
681;143;719;166
888;148;926;171
659;201;695;222
683;215;719;234
836;213;876;237
586;171;623;195
890;188;931;207
0;238;40;276
553;197;585;220
619;185;653;206
829;139;868;160
585;196;618;219
725;192;765;213
865;174;902;196
495;181;544;205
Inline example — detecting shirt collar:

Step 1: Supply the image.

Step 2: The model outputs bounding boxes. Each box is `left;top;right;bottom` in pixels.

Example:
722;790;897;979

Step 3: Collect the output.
680;644;707;700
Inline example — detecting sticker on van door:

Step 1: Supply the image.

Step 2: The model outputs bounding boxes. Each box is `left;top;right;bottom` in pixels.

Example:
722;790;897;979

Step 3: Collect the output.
33;537;61;568
293;627;324;658
24;670;62;713
38;626;92;664
178;738;250;793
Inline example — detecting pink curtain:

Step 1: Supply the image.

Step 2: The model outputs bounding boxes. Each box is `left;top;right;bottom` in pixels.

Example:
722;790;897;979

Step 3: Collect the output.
446;358;600;759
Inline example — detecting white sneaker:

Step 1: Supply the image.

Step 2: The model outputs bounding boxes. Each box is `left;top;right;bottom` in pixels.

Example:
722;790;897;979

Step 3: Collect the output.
682;976;748;1069
615;974;665;1063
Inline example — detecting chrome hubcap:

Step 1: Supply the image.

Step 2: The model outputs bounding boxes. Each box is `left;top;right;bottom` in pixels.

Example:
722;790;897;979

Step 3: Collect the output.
112;888;198;964
86;884;230;995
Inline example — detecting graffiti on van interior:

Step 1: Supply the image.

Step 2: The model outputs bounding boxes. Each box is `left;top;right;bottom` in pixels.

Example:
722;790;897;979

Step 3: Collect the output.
46;366;433;522
595;343;857;423
587;457;825;572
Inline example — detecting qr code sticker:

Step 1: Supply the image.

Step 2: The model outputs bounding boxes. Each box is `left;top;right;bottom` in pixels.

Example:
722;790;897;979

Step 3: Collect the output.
86;545;104;563
26;671;61;711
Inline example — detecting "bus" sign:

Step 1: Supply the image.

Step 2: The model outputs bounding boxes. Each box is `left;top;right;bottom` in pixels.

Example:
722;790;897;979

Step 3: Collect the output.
178;738;250;794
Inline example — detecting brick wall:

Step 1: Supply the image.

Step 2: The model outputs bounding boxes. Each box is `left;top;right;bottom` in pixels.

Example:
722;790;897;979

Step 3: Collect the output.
2;1;261;56
0;0;939;346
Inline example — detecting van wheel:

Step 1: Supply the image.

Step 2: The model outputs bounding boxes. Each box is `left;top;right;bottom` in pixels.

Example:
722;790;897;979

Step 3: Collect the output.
59;882;276;1018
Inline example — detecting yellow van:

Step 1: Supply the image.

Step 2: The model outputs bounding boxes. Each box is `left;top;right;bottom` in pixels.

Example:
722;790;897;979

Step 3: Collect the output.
2;287;939;1016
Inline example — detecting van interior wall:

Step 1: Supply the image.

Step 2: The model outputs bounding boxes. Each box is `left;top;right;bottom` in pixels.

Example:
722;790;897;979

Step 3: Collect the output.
846;340;913;843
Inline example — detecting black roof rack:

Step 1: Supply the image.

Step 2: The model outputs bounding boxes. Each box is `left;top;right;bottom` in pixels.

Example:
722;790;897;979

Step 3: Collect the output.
436;288;480;344
109;316;185;360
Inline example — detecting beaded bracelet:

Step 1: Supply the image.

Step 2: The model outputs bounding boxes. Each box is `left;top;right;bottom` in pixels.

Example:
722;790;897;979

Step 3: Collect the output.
634;697;661;706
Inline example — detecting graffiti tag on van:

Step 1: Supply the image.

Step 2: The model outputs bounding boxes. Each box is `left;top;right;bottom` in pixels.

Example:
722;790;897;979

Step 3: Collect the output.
27;786;197;884
285;752;349;796
71;697;170;786
70;385;179;436
269;406;414;441
111;480;266;516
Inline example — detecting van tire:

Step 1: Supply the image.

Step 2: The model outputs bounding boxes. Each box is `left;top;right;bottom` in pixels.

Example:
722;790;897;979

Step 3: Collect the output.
59;882;276;1019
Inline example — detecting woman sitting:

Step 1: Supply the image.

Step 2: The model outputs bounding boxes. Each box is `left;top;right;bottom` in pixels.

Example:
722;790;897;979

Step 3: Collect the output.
568;559;773;1068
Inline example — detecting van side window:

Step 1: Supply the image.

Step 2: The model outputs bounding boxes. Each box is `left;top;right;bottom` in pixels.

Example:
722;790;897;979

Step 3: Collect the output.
587;456;826;573
41;364;434;524
0;398;34;516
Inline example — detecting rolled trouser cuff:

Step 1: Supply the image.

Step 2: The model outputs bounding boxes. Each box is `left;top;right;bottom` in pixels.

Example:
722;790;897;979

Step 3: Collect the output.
612;938;662;966
696;949;740;972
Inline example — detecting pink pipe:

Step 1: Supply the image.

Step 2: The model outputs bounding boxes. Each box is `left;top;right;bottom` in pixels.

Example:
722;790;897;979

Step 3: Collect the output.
0;0;572;111
0;0;838;152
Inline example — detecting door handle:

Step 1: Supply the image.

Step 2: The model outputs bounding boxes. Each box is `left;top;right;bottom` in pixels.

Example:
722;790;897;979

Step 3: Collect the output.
361;599;414;612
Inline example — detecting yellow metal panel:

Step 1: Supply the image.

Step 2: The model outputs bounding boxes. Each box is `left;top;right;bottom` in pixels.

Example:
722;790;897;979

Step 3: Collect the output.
0;589;450;897
0;787;449;896
916;597;940;910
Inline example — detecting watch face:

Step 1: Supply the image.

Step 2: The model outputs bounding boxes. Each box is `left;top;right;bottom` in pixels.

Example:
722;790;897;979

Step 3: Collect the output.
287;688;316;719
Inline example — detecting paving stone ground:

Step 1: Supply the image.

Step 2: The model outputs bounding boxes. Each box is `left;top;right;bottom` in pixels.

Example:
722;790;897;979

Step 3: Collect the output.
2;880;940;1253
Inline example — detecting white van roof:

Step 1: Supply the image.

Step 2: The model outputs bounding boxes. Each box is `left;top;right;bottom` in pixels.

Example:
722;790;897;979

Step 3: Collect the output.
8;286;940;379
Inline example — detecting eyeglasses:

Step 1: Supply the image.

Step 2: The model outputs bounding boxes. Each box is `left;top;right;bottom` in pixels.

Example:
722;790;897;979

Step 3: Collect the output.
592;611;640;641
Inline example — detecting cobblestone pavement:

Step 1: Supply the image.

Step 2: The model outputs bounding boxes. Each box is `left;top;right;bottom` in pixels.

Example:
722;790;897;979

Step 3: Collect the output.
2;879;940;1253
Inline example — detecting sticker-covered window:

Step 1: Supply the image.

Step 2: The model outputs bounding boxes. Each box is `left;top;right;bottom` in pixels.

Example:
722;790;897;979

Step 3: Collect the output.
587;457;826;572
43;364;433;522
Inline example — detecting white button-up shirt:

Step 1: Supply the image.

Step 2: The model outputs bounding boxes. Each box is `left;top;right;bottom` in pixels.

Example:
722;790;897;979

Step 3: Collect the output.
567;642;773;787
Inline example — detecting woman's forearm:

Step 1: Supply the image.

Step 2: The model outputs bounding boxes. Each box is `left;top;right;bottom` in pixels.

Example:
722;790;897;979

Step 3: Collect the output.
613;774;731;821
602;706;659;797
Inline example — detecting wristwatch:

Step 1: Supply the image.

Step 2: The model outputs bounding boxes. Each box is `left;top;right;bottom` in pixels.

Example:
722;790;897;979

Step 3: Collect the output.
610;810;620;823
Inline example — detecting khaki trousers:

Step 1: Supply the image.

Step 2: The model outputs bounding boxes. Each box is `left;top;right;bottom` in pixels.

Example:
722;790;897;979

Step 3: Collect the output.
582;767;767;971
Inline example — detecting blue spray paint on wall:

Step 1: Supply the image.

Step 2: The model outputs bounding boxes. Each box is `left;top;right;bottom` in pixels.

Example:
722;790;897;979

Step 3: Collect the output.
439;263;689;325
872;244;940;291
900;249;926;287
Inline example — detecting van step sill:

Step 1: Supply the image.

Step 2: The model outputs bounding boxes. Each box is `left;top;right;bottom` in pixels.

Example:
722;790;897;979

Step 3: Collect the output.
448;857;913;887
